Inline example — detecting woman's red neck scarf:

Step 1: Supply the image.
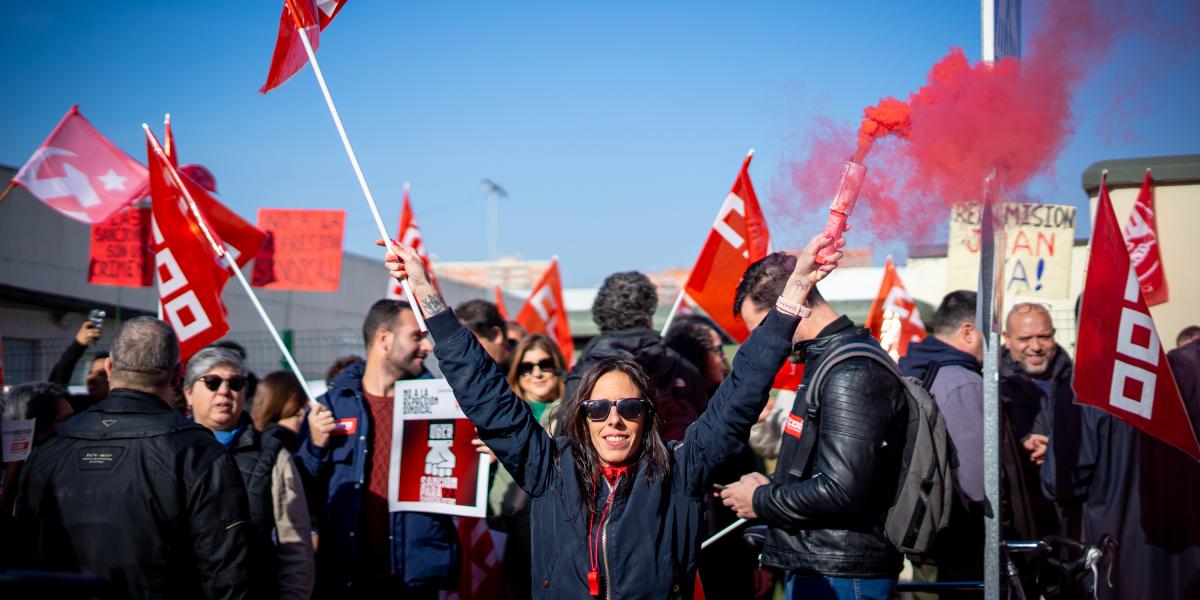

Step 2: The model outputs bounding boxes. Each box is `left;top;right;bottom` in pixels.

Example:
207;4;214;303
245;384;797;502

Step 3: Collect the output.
587;465;629;595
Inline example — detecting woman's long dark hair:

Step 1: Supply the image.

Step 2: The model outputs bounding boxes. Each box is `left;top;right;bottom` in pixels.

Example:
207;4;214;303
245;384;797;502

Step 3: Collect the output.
561;357;671;514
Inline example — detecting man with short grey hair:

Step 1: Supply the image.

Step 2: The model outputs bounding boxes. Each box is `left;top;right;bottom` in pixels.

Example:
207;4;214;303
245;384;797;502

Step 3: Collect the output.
16;317;252;599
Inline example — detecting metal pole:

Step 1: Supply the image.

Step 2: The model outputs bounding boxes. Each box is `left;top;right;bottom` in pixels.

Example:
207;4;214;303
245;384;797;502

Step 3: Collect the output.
981;0;996;63
660;290;686;336
701;517;747;550
979;192;1003;600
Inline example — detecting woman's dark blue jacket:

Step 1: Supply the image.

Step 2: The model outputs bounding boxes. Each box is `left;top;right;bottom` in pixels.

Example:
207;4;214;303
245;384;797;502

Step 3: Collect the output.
428;306;798;599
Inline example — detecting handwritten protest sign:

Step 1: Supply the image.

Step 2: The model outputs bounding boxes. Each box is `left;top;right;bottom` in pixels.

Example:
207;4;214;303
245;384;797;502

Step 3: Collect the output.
947;202;1076;299
251;209;345;291
388;379;488;517
87;206;153;287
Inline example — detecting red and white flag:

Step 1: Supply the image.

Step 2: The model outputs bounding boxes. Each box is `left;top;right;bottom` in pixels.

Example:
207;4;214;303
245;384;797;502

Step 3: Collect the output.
680;151;770;342
445;517;510;600
1122;169;1168;306
388;184;440;299
516;259;574;367
12;106;147;224
146;129;234;362
1075;174;1200;461
261;0;346;93
865;257;926;361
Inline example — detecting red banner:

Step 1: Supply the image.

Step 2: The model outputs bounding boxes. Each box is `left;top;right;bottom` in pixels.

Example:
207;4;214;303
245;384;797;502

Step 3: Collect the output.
1123;169;1168;306
1075;175;1200;461
515;259;575;367
865;257;926;361
251;208;345;291
87;206;153;287
682;151;770;342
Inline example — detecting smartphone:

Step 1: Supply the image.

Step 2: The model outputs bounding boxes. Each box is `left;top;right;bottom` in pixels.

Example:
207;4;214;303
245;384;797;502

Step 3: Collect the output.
88;309;106;329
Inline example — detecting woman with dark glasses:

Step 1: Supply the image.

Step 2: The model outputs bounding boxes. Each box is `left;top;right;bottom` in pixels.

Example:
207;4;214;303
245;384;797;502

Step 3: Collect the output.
383;231;842;599
488;333;570;599
183;347;315;599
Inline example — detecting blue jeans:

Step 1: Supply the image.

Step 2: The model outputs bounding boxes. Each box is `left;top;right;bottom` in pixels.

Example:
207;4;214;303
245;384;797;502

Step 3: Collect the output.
786;574;895;600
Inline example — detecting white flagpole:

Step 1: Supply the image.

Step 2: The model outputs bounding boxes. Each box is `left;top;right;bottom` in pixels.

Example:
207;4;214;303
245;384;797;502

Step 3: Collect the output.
291;23;427;331
660;290;686;336
701;517;747;550
144;125;317;405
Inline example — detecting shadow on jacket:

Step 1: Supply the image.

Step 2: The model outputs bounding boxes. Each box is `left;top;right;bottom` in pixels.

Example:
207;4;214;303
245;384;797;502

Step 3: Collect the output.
432;307;799;599
563;328;708;441
14;388;252;600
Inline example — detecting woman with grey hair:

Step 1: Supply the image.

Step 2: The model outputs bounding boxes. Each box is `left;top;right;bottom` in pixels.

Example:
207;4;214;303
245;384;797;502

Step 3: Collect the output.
183;346;315;599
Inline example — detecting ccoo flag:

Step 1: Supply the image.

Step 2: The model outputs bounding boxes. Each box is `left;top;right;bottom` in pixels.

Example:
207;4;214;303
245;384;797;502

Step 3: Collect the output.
516;258;574;367
387;184;441;299
1074;173;1200;461
261;0;347;93
1123;169;1168;306
865;257;926;361
681;151;770;342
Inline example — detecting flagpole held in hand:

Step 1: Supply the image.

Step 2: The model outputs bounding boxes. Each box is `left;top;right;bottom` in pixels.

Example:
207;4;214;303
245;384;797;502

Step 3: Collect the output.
144;124;317;406
287;13;426;332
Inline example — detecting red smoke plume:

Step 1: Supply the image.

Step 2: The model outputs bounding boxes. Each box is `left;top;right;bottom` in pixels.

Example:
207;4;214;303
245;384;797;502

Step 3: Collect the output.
779;0;1127;241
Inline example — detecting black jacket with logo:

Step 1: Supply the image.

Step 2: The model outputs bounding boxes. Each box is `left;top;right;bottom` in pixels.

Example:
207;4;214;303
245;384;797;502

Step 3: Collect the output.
15;388;252;599
753;317;909;578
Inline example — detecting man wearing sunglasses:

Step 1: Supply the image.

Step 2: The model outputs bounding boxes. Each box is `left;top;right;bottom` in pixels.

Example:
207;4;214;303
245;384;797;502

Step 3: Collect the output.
15;317;253;599
296;299;460;598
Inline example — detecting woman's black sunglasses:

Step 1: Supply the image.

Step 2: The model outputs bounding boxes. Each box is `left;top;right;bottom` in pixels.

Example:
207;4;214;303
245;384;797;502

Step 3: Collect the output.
580;398;650;422
516;358;559;377
198;374;247;393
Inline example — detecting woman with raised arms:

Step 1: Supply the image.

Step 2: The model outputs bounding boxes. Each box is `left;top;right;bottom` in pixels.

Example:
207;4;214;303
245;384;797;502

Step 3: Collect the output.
382;231;842;599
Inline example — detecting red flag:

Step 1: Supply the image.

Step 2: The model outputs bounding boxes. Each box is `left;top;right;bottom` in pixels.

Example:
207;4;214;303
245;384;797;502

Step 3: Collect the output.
771;361;805;393
146;129;234;362
865;257;926;361
681;151;770;342
12;106;148;224
494;285;509;321
515;259;575;367
388;184;441;299
1075;174;1200;461
88;205;154;287
261;0;346;93
1123;169;1168;306
445;517;511;600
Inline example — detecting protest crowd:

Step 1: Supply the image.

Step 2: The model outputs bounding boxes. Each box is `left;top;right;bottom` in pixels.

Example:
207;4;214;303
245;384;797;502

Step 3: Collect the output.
4;2;1200;600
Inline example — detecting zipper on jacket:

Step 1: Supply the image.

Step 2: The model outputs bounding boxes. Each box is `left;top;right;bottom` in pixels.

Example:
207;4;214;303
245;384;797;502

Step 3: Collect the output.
601;477;617;600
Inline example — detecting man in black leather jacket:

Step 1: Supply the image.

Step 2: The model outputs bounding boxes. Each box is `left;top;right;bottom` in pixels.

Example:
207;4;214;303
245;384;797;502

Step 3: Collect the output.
15;317;252;599
721;252;908;600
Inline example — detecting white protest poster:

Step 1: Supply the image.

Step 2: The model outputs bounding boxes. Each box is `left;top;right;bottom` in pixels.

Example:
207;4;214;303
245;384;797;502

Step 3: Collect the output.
946;202;1077;299
2;418;36;462
388;378;488;517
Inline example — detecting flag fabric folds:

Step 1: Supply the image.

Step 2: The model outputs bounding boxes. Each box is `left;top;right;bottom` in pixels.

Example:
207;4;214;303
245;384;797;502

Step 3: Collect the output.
515;259;574;367
146;129;235;362
388;184;441;300
680;152;770;343
12;106;148;224
865;257;926;361
1074;174;1200;461
1123;169;1168;306
261;0;347;93
494;285;509;321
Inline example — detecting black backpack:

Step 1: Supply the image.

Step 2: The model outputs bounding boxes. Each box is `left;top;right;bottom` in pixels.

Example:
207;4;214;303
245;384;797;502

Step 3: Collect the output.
801;342;957;554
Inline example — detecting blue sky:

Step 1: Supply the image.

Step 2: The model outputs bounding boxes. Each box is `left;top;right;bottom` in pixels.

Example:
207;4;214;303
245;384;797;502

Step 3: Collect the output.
3;1;1197;287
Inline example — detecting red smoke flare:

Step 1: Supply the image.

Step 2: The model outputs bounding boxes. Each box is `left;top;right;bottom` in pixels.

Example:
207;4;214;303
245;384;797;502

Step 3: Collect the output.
778;0;1127;241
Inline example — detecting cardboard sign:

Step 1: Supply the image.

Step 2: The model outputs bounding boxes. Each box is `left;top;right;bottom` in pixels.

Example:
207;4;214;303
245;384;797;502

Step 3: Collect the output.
947;202;1076;299
2;418;35;462
388;379;488;517
87;206;153;287
251;209;345;292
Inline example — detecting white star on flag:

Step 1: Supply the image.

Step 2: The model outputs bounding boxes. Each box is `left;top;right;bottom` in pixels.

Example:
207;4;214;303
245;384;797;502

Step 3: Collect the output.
98;169;127;191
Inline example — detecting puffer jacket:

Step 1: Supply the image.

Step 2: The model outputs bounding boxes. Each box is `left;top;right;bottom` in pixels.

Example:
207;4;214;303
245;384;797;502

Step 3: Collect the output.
564;327;708;440
754;316;909;578
15;388;252;599
294;360;460;595
430;307;798;599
